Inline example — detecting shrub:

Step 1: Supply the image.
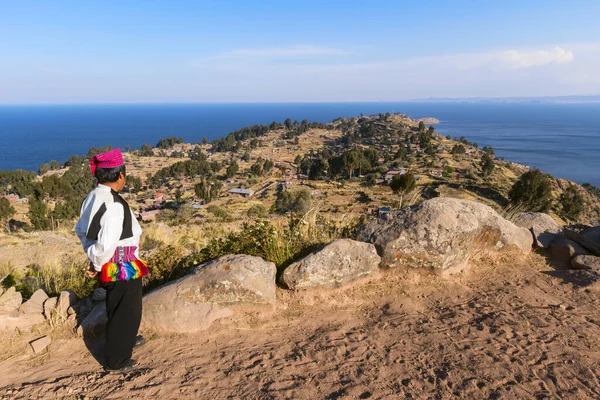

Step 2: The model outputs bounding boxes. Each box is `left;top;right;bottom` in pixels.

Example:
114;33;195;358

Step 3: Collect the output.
480;153;495;177
560;185;586;221
390;172;416;207
451;144;466;154
509;169;553;212
247;204;268;218
275;189;312;214
207;205;228;218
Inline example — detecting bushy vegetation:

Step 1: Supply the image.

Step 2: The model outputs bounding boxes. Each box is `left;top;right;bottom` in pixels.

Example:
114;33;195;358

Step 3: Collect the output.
156;137;184;149
275;188;312;214
560;185;586;221
509;169;553;212
390;173;416;207
1;259;96;300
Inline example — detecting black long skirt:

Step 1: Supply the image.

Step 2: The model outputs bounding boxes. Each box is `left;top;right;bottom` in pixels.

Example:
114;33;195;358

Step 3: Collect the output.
104;278;143;369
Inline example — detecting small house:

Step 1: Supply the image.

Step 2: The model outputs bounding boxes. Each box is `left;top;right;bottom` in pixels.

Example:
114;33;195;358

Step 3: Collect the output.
378;207;391;216
140;210;160;222
228;188;255;198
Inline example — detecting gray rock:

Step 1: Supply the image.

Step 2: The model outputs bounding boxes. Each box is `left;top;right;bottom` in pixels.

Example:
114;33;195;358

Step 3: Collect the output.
571;255;600;271
0;310;44;332
77;302;107;337
359;198;533;271
514;212;562;248
92;288;106;302
29;336;51;354
19;289;48;315
142;254;276;333
57;290;76;317
0;287;22;313
43;297;58;320
549;237;590;262
42;234;67;246
582;226;600;244
74;297;94;320
281;239;380;289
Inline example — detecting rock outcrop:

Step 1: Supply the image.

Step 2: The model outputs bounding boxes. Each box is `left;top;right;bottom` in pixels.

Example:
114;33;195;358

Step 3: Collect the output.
77;302;107;337
0;287;45;332
549;237;590;263
281;239;380;289
571;255;600;271
359;197;532;271
514;212;562;248
142;255;277;333
19;289;48;315
0;287;22;314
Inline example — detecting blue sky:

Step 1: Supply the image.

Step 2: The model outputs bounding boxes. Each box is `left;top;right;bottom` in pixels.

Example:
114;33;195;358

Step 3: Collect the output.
1;0;600;103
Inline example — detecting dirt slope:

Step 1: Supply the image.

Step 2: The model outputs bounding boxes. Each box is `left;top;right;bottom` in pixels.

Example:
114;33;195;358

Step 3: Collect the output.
2;252;600;399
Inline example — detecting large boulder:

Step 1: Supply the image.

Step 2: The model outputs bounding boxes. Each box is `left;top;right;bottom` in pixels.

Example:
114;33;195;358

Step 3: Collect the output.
0;311;44;332
281;239;380;289
56;290;76;318
43;297;58;320
19;289;48;315
0;287;22;314
514;212;562;248
571;255;600;271
549;236;590;263
359;198;533;271
582;226;600;244
142;255;277;333
77;302;107;337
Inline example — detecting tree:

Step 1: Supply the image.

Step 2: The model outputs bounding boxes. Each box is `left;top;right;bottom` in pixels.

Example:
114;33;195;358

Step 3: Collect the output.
38;164;50;175
0;197;15;232
250;159;264;176
175;189;183;204
390;173;416;208
263;159;274;174
194;178;222;204
284;118;293;129
509;169;553;212
242;152;251;162
560;185;585;221
480;153;495;177
28;199;50;230
294;155;302;165
139;144;154;157
309;158;329;180
451;144;466;155
226;161;239;178
128;176;142;193
418;121;426;132
202;136;209;145
275;188;312;215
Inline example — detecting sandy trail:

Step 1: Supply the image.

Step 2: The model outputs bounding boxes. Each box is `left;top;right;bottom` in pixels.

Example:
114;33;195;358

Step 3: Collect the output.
2;252;600;399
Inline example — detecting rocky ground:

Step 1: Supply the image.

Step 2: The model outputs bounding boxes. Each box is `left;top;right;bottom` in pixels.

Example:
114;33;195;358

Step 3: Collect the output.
2;250;600;399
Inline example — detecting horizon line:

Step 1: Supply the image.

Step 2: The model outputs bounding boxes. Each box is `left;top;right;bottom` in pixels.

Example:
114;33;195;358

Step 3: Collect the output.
2;94;600;107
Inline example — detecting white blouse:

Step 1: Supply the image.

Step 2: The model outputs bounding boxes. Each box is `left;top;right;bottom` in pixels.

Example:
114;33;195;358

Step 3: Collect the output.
75;184;142;271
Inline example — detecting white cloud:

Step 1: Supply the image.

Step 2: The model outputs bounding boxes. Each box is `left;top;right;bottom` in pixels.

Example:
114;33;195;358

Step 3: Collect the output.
500;47;574;68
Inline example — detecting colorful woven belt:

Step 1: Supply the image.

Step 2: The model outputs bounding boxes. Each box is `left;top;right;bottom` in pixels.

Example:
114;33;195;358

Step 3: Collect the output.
100;246;149;283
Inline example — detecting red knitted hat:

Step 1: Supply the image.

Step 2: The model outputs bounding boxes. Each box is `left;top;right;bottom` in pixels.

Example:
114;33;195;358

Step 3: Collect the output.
89;148;124;175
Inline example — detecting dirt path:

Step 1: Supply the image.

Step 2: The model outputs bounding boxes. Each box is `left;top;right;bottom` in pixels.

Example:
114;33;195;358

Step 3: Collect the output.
2;252;600;399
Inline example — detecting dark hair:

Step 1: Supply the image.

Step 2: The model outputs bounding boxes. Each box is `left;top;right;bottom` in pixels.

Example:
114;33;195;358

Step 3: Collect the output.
95;165;126;184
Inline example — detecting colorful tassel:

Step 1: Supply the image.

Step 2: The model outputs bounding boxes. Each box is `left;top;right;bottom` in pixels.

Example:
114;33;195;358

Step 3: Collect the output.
100;259;149;283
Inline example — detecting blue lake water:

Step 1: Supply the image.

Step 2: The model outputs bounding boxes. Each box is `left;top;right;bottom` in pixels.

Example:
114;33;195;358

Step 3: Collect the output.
0;102;599;185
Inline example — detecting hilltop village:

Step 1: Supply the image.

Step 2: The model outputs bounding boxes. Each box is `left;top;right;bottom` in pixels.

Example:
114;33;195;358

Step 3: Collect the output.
1;112;599;272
